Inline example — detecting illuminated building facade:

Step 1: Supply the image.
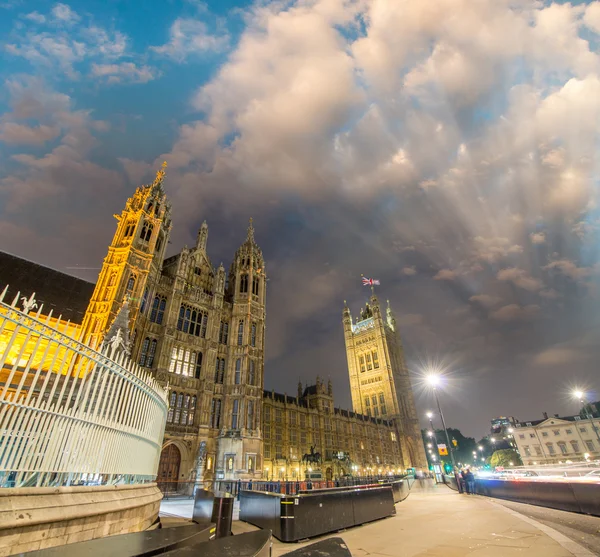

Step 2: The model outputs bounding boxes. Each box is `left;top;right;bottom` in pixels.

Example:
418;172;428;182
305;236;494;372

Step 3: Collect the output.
0;165;428;489
343;297;428;469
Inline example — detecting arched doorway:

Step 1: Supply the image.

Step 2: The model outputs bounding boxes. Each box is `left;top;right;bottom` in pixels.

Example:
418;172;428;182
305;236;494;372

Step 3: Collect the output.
158;444;181;493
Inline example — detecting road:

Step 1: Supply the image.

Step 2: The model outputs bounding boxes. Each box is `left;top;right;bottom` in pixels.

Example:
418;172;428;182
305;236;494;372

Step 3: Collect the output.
494;498;600;555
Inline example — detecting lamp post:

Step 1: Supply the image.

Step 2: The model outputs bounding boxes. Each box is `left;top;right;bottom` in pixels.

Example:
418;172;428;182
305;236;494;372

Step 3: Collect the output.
426;374;457;470
573;390;600;445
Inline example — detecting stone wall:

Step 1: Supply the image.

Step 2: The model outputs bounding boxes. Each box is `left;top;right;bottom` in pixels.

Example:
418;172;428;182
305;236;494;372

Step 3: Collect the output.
0;483;162;556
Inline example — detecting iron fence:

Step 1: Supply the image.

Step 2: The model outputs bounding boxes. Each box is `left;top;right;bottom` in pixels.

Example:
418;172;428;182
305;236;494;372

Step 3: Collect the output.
0;286;169;488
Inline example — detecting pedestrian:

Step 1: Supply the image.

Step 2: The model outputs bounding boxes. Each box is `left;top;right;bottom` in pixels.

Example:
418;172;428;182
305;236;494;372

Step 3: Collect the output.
465;468;475;495
460;469;468;493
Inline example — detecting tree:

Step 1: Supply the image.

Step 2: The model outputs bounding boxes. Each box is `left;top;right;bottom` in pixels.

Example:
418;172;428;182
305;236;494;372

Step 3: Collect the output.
490;449;523;468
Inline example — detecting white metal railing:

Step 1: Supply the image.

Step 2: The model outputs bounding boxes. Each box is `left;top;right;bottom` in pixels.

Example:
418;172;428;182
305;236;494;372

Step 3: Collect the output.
0;285;169;488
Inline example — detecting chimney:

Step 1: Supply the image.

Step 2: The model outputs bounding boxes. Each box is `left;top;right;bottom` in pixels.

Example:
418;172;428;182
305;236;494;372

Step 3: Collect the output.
543;412;548;420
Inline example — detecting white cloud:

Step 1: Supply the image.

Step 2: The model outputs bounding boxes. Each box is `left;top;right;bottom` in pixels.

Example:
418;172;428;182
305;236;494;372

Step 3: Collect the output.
530;232;546;244
91;62;159;84
433;269;456;281
0;122;60;145
497;267;543;292
51;3;80;25
24;11;45;24
151;18;228;62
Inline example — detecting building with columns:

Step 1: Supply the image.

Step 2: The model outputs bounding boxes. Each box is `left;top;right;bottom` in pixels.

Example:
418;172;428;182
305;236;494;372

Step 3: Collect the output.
0;164;428;490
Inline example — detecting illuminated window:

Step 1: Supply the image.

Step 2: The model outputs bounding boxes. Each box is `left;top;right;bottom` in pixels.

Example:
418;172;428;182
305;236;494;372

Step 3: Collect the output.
390;432;397;442
169;347;199;377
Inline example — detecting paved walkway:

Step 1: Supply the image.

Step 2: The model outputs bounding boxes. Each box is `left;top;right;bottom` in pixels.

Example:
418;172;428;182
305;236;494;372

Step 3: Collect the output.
160;484;593;556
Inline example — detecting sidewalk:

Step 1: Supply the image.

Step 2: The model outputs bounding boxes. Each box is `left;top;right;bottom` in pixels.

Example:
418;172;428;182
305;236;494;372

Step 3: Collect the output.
160;485;588;556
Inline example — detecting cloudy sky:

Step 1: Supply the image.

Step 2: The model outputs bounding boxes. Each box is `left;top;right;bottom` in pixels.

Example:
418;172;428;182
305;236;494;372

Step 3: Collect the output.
1;0;600;438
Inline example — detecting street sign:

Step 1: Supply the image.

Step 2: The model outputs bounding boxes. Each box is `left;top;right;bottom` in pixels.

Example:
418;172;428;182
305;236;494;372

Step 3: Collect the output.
438;444;448;456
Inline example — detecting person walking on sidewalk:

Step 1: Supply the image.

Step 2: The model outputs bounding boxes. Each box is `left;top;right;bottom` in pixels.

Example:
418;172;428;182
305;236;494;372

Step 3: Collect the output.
465;468;475;495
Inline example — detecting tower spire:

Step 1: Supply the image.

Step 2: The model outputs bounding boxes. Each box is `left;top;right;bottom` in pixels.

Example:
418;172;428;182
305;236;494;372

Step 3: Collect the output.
151;161;167;193
247;218;254;243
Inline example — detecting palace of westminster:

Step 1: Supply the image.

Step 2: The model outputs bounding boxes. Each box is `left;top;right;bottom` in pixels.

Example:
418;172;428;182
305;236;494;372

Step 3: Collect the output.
0;166;427;486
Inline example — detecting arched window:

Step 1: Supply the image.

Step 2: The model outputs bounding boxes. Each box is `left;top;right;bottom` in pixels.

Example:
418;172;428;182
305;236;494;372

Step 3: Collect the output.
146;339;157;368
181;394;190;425
248;360;255;386
177;304;205;337
141;222;153;242
156;235;163;253
167;392;176;423
126;275;136;294
239;274;248;293
138;337;150;366
140;287;149;313
214;358;225;384
252;276;259;296
237;320;244;345
219;322;229;344
211;398;222;429
235;359;241;385
195;352;203;379
174;393;183;424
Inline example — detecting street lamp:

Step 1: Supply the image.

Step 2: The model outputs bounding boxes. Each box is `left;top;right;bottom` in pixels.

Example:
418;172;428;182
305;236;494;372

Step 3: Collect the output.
426;373;456;470
573;389;600;445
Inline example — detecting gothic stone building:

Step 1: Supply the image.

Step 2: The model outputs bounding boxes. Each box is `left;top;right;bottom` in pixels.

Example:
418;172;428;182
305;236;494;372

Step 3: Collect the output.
0;165;427;487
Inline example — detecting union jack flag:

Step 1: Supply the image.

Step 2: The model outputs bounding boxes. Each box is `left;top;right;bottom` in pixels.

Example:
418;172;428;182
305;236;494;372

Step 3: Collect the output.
362;277;380;286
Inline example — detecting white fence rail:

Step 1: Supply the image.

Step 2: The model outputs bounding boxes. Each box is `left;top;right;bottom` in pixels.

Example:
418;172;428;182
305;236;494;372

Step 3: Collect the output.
0;286;168;488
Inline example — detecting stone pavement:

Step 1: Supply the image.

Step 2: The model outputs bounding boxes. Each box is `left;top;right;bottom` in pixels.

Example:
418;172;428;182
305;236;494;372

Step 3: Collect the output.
160;484;593;556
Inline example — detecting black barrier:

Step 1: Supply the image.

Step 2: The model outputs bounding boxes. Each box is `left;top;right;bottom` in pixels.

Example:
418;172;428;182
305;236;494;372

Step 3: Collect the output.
239;484;395;542
443;474;459;491
388;479;410;503
299;479;410;504
160;530;271;557
21;523;216;557
475;479;600;517
192;489;234;538
281;537;352;556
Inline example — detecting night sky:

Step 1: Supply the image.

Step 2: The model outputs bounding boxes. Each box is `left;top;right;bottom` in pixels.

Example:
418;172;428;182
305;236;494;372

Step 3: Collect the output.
1;0;599;439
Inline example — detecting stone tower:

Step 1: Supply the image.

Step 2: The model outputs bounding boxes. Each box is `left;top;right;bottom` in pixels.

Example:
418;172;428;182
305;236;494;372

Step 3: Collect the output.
81;163;172;349
343;295;427;469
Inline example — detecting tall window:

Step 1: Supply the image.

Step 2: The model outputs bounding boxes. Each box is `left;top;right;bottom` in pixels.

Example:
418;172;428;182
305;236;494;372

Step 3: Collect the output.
177;305;207;337
211;398;222;428
156;235;163;253
145;339;157;368
139;337;150;366
232;399;240;429
126;275;136;294
251;322;257;347
252;276;259;296
141;222;153;242
181;394;190;425
140;287;149;313
239;274;248;293
124;222;135;238
359;355;365;373
167;392;176;423
372;351;379;369
195;352;203;379
248;360;255;385
379;392;386;415
174;393;183;424
366;353;373;370
169;347;200;376
237;320;244;345
219;321;229;344
214;358;225;383
150;296;167;324
247;400;254;429
571;441;580;453
235;358;242;384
